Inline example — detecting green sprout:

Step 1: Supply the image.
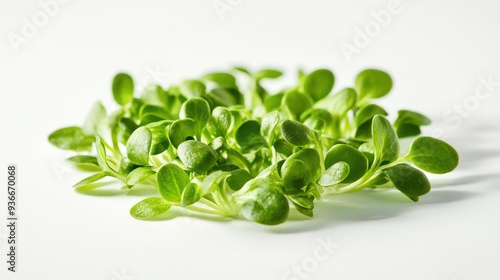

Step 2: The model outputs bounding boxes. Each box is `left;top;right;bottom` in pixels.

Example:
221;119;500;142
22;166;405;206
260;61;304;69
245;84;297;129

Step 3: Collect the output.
48;68;459;225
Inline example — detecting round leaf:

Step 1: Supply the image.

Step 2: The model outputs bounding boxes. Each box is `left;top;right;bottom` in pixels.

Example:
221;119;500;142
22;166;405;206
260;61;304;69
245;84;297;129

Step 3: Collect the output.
180;80;206;98
157;163;190;204
235;120;267;150
126;127;152;166
255;69;283;80
324;144;368;183
48;126;94;152
181;182;201;206
112;73;134;106
303;69;335;102
382;164;431;202
355;104;388;128
281;120;313;146
238;178;289;225
318;161;350;187
207;106;233;137
130;197;171;220
281;159;310;194
179;97;211;135
177;140;218;173
407;137;459;174
355;69;392;102
169;118;197;148
202;72;237;88
283;90;314;120
226;169;253;191
285;148;321;183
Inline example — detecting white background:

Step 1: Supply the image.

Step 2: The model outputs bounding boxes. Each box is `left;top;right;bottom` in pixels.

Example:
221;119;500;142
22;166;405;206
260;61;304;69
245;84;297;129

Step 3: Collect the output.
1;0;500;279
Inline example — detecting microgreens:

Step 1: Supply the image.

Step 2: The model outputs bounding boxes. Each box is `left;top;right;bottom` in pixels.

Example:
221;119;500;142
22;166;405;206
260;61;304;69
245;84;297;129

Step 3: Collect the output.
48;68;459;225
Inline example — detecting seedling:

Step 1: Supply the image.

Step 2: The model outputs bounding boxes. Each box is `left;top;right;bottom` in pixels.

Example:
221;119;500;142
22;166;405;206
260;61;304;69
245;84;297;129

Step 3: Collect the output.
48;68;459;225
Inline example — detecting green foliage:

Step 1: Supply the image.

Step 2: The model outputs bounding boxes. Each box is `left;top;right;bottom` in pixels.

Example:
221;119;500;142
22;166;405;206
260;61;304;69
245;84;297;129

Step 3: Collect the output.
394;110;431;138
382;164;431;202
130;197;171;220
112;73;134;106
302;69;335;102
48;126;95;152
404;136;459;174
49;68;459;225
355;69;392;104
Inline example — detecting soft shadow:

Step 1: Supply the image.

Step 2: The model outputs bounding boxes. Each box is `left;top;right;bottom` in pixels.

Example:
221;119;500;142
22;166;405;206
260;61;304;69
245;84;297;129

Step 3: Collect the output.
75;181;158;197
268;187;478;234
419;190;476;205
431;174;500;188
268;190;413;234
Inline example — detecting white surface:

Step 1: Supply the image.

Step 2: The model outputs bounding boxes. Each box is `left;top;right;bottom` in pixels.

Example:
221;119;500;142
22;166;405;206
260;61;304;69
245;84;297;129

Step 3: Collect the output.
1;0;500;279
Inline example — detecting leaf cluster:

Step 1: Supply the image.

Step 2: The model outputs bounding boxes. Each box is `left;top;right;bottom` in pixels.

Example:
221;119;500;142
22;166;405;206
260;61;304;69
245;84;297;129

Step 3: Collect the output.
49;68;459;225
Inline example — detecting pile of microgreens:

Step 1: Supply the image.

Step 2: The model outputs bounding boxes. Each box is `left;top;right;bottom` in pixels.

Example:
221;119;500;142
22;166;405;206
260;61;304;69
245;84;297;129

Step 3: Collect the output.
49;67;459;225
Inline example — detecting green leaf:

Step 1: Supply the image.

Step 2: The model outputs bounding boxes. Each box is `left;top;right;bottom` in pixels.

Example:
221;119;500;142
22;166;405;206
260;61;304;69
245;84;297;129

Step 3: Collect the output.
281;120;313;146
395;110;431;126
179;97;211;137
202;72;237;88
130;197;171;220
147;121;170;155
139;105;169;121
112;73;134;106
303;69;335;102
300;108;333;126
372;115;399;164
273;139;294;157
209;136;225;154
226;169;253;191
207;106;233;137
382;164;431;202
169;118;197;148
141;85;168;107
233;66;251;75
237;178;289;225
327;88;357;116
235;120;267;151
281;159;310;194
394;110;431;138
206;88;239;107
355;69;392;102
288;195;314;217
181;182;201;206
118;117;139;144
318;161;350;187
255;69;283;80
355;104;388;128
126;166;156;187
406;137;459;174
66;155;102;172
72;172;108;188
284;148;321;184
264;93;284;112
126;127;152;166
282;90;314;120
180;80;206;98
95;137;111;171
260;111;280;143
156;163;190;204
82;101;107;135
48;126;94;152
324;144;368;183
177;140;218;173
